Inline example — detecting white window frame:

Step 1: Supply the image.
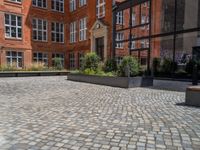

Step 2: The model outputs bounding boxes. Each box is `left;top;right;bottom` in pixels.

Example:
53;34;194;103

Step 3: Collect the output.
5;14;22;39
32;0;47;8
10;0;21;3
52;0;64;12
33;52;48;66
32;18;48;41
70;0;76;12
116;11;123;25
116;32;124;49
79;17;87;41
52;53;64;67
6;51;23;68
70;21;77;43
96;0;105;18
51;22;64;43
131;35;136;50
79;0;86;7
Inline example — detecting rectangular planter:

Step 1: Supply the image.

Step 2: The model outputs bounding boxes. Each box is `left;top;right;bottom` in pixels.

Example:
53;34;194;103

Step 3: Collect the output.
67;73;153;88
0;71;69;77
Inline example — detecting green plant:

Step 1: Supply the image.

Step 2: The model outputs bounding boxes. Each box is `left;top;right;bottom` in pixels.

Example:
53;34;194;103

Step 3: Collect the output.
83;68;96;75
104;59;118;72
161;58;177;74
82;52;100;71
53;57;64;70
118;56;140;77
26;62;47;71
153;57;161;75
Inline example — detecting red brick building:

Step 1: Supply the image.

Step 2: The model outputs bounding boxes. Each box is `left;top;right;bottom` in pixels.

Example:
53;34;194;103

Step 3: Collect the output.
0;0;126;69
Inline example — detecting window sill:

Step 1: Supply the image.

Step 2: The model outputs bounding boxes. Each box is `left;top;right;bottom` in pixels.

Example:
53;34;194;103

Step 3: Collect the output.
5;37;22;41
4;0;22;7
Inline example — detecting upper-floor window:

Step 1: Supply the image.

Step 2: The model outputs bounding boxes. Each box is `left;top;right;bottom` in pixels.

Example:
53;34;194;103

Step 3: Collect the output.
132;12;136;26
116;32;124;48
5;14;22;39
52;0;64;12
70;21;76;43
32;0;47;8
32;18;47;41
131;35;136;49
70;0;76;12
96;0;105;18
116;11;123;25
51;22;64;43
10;0;21;3
79;17;87;41
79;0;86;7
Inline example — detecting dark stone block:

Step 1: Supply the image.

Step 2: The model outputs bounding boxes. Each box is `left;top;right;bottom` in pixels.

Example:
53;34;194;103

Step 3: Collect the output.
67;74;153;88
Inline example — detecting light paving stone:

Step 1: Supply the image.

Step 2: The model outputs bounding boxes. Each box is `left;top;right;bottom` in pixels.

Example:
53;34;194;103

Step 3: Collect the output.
0;76;199;149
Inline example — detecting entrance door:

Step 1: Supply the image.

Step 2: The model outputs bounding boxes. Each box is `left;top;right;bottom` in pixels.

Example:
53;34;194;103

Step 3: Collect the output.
96;37;104;60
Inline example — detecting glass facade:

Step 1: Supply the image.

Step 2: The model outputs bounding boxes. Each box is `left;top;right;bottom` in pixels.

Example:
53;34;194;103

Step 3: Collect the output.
113;0;200;75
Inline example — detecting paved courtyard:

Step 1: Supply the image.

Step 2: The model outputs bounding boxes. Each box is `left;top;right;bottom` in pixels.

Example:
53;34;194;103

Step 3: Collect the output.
0;76;199;150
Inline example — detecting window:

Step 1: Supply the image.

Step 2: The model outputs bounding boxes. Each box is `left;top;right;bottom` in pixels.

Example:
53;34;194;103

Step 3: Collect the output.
116;32;124;48
51;22;64;43
70;0;76;12
79;17;87;41
78;52;84;68
6;51;23;68
5;14;22;39
132;12;136;26
32;0;47;8
69;53;75;69
116;56;123;65
96;0;105;18
33;52;48;66
70;21;76;43
116;11;123;25
32;18;47;41
79;0;86;7
52;53;64;67
131;35;136;49
10;0;21;3
51;0;64;12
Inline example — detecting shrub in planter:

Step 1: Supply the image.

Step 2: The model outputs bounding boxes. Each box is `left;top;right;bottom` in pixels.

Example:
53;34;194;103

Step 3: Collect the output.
152;57;161;76
161;58;177;75
118;56;140;77
104;59;118;72
53;57;64;70
82;52;100;71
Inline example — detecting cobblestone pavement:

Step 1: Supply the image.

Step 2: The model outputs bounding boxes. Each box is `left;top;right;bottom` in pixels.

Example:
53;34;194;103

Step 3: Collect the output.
0;76;200;150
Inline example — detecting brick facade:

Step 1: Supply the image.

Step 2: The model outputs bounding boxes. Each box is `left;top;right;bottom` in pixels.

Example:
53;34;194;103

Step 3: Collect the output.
0;0;150;69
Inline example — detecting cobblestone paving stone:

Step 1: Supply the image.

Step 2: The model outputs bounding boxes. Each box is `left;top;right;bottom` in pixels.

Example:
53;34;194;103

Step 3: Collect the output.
0;76;199;150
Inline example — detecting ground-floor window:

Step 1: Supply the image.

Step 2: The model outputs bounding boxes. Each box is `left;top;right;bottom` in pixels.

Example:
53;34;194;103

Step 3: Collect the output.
52;53;65;67
140;57;147;66
69;52;75;69
78;52;84;69
6;51;23;68
33;52;48;66
116;56;123;65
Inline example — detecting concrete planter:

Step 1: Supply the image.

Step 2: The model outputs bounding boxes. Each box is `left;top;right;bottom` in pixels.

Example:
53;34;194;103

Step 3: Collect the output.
0;71;68;77
67;73;153;88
